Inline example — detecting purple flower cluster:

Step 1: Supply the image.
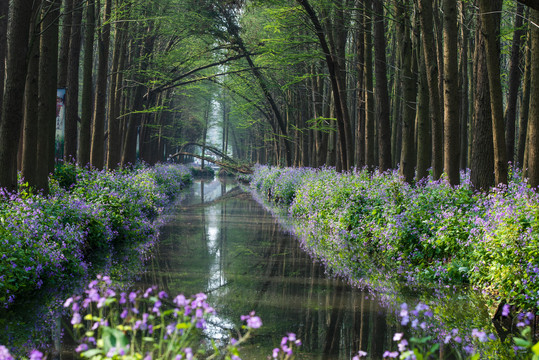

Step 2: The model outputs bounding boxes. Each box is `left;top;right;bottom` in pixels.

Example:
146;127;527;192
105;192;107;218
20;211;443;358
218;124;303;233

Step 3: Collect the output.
271;332;301;359
0;164;191;308
240;311;262;329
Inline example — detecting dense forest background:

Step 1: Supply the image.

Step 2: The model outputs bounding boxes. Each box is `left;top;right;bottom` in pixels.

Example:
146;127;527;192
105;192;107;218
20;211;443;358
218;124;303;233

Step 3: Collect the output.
1;0;539;192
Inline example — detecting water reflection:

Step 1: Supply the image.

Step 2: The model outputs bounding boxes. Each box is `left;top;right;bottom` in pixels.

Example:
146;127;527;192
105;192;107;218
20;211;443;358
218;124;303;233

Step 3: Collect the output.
138;180;400;359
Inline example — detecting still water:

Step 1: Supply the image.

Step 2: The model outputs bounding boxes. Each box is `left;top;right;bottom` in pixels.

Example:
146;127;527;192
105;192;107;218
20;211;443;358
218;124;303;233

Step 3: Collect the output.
135;179;400;359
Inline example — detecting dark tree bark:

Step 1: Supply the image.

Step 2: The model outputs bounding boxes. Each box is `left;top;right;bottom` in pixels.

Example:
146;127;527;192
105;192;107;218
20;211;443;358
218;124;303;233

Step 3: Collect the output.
363;0;375;169
518;18;531;168
0;0;35;190
106;11;128;169
459;1;470;170
78;0;95;166
442;0;460;185
416;49;431;181
373;0;391;171
0;0;8;114
527;8;539;187
397;0;417;183
418;0;443;179
505;3;524;165
57;0;72;88
37;0;60;194
90;0;112;169
22;30;40;187
64;1;82;161
479;0;507;186
470;22;494;191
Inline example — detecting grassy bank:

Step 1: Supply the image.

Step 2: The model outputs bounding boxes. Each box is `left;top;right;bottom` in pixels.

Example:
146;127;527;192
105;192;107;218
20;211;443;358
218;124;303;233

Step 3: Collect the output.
0;163;192;308
250;165;539;311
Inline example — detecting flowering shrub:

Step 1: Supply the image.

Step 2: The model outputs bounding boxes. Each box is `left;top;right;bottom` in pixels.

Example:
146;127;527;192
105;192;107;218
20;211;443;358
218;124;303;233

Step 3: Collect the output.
0;275;301;360
250;165;539;311
0;164;191;308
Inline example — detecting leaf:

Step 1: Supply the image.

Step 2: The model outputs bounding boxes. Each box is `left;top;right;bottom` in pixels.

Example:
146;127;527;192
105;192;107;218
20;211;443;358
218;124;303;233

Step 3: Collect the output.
532;340;539;355
81;348;104;358
470;354;480;360
514;337;531;348
102;327;129;353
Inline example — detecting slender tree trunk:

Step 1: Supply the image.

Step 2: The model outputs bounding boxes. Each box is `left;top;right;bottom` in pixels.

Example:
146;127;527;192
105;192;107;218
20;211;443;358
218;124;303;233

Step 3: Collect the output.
459;1;469;170
22;30;40;186
355;0;365;167
527;8;539;188
36;0;60;193
0;0;8;114
90;0;112;169
397;0;417;183
106;9;128;169
64;2;82;161
479;0;507;186
57;0;72;88
78;0;95;166
505;3;524;165
416;51;431;181
442;0;460;185
0;0;35;190
373;0;391;171
518;18;531;168
418;0;443;179
364;0;375;169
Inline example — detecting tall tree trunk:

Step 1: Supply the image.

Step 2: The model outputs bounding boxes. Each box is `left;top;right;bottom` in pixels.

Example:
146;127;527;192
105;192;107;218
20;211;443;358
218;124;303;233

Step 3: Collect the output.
459;1;470;170
57;0;72;88
416;50;431;181
36;0;60;194
364;0;375;169
505;3;524;165
479;0;507;186
106;9;128;169
355;0;365;167
373;0;391;171
90;0;112;169
526;8;539;188
64;1;82;161
518;18;532;168
0;0;35;190
442;0;460;185
0;0;8;114
418;0;443;179
78;0;95;166
296;0;351;170
397;0;417;183
470;22;494;191
22;30;40;187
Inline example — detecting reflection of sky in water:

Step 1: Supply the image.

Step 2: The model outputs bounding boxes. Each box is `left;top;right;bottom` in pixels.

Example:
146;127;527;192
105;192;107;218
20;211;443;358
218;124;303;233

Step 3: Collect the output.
204;204;230;340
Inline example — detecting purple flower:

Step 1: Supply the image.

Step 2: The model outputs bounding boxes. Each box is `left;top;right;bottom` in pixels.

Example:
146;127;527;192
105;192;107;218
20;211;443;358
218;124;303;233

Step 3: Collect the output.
75;344;88;353
71;312;81;325
247;316;262;329
353;350;368;360
29;350;43;360
383;351;399;358
0;345;14;360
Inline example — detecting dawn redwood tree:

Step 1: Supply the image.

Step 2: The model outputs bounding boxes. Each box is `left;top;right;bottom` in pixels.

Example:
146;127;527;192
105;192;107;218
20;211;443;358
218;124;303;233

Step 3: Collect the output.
78;0;96;166
396;0;417;183
479;0;507;186
505;3;524;164
527;8;539;188
90;0;112;169
470;17;494;191
0;0;7;113
36;0;60;194
64;0;83;161
363;0;375;169
442;0;459;185
0;0;35;190
373;0;391;172
418;0;443;180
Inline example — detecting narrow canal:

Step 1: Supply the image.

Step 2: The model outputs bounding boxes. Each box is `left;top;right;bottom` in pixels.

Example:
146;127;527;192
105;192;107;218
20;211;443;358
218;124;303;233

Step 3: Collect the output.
134;178;400;360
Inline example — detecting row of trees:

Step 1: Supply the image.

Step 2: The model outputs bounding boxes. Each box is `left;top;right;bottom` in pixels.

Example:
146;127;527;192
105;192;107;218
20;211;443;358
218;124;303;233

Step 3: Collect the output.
1;0;539;192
